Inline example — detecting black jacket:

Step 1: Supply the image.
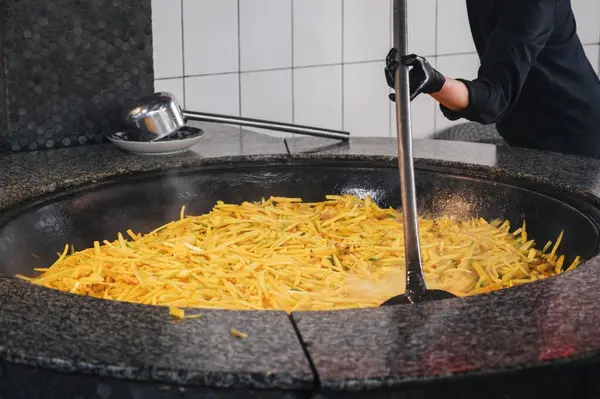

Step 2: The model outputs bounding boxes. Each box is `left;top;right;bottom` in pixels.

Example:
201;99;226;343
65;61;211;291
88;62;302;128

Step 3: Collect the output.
441;0;600;158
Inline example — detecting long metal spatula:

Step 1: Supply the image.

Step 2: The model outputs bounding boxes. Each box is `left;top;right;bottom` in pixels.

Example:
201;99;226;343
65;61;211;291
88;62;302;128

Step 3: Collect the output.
381;0;456;305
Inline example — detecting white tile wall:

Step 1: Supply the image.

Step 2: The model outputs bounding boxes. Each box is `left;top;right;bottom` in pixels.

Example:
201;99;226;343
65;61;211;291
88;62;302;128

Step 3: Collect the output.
571;0;600;44
344;61;390;136
183;0;238;76
239;0;292;71
185;74;240;115
407;0;436;56
293;65;343;130
293;0;342;67
153;0;600;139
436;0;476;55
343;0;391;63
240;69;293;137
151;0;183;79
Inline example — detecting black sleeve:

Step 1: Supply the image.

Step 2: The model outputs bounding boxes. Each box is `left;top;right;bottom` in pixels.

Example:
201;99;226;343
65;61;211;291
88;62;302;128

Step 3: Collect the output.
440;0;556;125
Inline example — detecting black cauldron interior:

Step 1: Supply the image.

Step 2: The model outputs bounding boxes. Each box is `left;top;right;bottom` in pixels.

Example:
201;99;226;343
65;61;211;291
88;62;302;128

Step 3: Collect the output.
1;161;599;278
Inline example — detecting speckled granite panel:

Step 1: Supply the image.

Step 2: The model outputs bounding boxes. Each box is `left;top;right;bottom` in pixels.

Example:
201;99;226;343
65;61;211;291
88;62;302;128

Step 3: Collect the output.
286;137;600;203
0;127;289;211
292;261;600;391
0;278;314;390
0;0;154;152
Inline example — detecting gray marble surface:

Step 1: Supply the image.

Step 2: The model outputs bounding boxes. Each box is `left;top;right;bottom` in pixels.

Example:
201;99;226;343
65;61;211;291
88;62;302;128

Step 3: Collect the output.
0;276;313;390
2;122;600;396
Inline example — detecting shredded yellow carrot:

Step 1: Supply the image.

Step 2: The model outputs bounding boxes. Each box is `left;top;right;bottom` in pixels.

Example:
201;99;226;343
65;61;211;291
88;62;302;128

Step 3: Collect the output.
169;306;185;319
169;306;202;320
18;195;578;311
230;328;248;338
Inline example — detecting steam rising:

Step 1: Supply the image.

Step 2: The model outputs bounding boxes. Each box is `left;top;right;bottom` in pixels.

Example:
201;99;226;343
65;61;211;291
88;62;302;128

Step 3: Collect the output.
343;267;406;303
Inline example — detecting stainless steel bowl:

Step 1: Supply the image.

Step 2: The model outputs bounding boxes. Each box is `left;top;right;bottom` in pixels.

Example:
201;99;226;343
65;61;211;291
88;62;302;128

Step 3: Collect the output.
124;92;186;141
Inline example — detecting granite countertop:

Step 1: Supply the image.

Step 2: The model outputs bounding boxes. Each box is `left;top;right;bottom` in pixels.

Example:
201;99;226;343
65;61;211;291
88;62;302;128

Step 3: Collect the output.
2;122;600;397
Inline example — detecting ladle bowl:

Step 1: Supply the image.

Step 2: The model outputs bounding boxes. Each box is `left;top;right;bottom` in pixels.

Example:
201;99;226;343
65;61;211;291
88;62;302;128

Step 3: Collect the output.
381;289;457;305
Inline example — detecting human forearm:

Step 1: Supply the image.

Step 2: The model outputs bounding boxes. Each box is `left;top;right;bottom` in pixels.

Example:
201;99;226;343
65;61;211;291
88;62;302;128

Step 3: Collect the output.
430;78;470;112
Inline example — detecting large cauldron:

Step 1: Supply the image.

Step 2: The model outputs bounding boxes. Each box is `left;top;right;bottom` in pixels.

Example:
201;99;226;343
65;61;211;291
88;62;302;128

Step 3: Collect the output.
1;157;600;399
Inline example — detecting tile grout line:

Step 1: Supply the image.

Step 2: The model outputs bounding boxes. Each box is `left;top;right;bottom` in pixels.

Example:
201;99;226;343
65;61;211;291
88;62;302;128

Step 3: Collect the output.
237;0;243;151
291;0;295;127
389;0;392;138
433;0;439;133
157;57;460;82
157;40;600;82
237;0;242;117
180;0;186;109
434;0;439;57
340;0;345;131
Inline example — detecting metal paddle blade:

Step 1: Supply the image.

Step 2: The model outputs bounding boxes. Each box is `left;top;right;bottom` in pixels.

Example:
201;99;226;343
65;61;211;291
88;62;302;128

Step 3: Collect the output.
381;289;457;306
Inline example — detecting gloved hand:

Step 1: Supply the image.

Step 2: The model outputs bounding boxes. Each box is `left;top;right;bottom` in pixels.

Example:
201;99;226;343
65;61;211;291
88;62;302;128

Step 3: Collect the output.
384;49;446;101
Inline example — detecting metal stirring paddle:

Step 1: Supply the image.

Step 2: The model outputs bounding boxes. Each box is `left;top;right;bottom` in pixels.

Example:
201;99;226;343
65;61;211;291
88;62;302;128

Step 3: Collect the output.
381;0;456;305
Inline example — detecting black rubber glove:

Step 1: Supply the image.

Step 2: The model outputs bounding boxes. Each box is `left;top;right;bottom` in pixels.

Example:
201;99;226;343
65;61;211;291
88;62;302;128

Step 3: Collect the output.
385;49;446;101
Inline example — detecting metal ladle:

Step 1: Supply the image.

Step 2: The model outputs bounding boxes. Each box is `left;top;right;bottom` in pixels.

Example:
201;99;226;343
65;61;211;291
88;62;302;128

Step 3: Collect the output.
381;0;456;305
124;92;350;142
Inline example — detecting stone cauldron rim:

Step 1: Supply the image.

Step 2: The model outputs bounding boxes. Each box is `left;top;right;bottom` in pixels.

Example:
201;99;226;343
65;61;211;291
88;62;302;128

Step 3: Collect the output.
2;136;600;392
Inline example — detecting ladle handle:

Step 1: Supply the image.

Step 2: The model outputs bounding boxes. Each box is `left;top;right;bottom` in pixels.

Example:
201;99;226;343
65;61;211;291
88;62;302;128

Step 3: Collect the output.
393;0;427;302
181;111;350;142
